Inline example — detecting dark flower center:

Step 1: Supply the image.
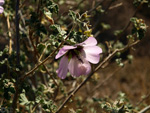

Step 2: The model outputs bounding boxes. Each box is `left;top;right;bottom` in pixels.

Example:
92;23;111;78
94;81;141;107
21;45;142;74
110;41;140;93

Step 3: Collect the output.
66;46;83;63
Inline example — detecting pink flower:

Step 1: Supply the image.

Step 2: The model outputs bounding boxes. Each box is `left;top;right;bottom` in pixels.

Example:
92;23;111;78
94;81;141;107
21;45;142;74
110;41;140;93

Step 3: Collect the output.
0;0;4;14
55;37;102;79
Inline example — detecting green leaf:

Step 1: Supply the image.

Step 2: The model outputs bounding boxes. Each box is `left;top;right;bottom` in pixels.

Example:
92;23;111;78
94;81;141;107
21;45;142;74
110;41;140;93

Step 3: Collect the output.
131;17;147;40
92;98;102;102
44;0;59;14
101;23;111;30
37;43;46;54
68;10;77;21
114;30;123;36
19;93;29;105
50;24;66;36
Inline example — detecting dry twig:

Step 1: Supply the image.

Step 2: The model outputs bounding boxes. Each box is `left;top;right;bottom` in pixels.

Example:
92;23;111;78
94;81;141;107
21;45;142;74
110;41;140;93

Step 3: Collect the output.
139;105;150;113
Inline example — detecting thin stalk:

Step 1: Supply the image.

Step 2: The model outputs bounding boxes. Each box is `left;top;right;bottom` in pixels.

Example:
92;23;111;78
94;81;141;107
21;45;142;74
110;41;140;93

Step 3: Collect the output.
16;0;20;66
11;0;20;113
7;15;13;55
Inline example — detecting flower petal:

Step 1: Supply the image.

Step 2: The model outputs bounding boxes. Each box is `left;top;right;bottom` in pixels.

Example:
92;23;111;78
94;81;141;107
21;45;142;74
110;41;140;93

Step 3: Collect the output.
83;46;102;64
56;56;69;79
0;6;4;14
68;56;91;77
0;0;4;5
80;37;97;46
55;45;76;59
